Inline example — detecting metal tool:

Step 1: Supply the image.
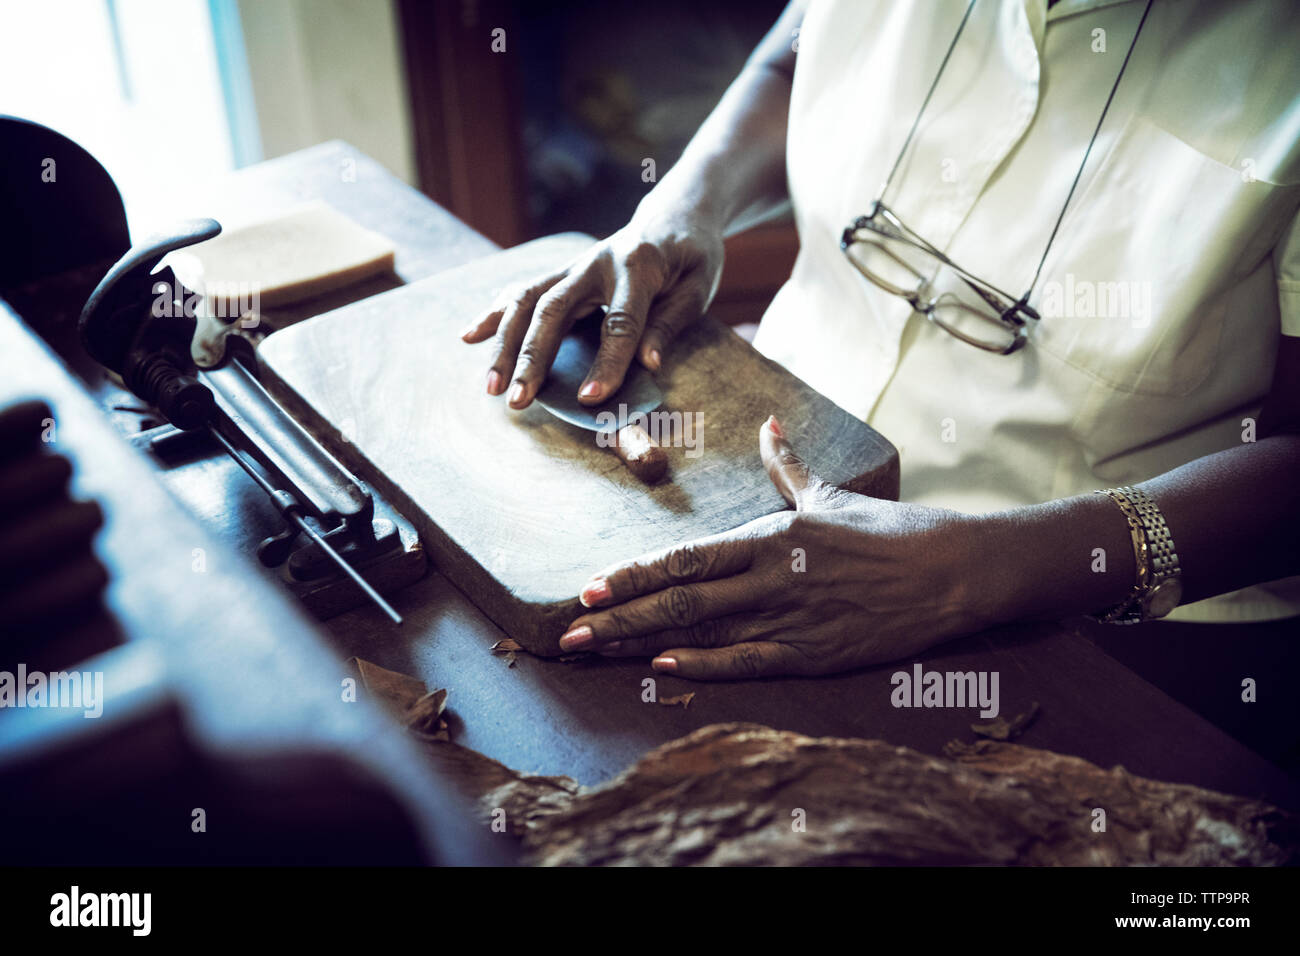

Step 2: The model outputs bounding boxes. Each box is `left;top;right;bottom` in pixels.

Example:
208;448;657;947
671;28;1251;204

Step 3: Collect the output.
533;320;669;483
78;219;418;623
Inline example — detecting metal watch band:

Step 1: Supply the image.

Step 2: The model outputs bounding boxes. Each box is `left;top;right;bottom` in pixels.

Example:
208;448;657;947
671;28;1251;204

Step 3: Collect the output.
1092;488;1149;625
1122;485;1182;584
1090;485;1182;625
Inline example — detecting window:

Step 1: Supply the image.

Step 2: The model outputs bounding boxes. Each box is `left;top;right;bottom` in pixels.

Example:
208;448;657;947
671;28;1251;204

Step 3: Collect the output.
0;0;259;231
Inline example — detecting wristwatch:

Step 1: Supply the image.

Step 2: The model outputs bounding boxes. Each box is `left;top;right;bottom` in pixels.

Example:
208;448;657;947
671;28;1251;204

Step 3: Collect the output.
1092;485;1183;624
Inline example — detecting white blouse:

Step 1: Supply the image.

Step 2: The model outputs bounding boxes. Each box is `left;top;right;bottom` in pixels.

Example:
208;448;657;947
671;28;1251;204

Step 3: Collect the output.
755;0;1300;622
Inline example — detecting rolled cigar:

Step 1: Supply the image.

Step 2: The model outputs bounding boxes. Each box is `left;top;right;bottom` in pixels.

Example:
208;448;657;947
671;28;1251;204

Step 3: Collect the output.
613;424;668;484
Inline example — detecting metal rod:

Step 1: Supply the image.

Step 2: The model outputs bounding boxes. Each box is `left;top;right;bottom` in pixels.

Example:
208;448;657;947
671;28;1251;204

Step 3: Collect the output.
209;426;403;625
286;511;402;625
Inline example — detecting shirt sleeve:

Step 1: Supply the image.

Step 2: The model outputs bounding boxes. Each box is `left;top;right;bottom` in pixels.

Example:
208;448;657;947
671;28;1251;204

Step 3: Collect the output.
1277;207;1300;337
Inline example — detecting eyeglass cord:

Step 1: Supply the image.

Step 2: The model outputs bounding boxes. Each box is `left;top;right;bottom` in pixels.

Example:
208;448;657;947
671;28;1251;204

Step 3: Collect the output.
875;0;980;204
875;0;1155;309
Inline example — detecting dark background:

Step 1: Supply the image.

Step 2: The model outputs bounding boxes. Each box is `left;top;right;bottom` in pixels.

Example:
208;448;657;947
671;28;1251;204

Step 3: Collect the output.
399;0;797;328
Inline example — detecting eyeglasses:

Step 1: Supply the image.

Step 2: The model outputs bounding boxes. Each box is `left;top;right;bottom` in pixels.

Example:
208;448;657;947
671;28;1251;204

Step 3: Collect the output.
841;200;1038;354
842;0;1153;355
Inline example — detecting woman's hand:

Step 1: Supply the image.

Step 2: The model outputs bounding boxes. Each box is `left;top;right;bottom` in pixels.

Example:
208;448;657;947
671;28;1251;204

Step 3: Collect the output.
558;416;995;680
460;205;725;409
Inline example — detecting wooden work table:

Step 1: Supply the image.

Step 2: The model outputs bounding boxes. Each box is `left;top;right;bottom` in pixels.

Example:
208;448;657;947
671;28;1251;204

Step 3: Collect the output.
16;142;1297;820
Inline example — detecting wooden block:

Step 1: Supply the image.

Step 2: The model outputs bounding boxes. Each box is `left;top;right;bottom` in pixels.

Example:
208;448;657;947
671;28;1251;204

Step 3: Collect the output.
258;235;898;655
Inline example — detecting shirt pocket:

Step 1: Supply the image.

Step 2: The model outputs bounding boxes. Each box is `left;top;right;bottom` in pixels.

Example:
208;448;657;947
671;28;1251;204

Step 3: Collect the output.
1033;113;1294;397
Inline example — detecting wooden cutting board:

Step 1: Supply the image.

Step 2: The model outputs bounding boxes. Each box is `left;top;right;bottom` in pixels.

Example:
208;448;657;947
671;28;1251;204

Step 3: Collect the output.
259;235;898;654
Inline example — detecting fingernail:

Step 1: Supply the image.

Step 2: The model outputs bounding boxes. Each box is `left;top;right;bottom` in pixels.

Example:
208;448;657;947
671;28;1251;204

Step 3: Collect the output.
559;625;594;651
579;381;601;399
767;415;784;439
597;641;623;656
652;656;677;673
509;382;527;405
580;578;610;607
647;348;662;370
460;323;479;340
486;370;502;395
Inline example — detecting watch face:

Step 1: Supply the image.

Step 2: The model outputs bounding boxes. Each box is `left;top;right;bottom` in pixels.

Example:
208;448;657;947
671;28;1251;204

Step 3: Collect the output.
1146;580;1183;619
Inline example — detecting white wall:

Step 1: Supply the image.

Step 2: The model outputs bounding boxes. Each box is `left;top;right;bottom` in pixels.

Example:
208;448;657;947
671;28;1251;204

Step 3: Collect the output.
237;0;416;184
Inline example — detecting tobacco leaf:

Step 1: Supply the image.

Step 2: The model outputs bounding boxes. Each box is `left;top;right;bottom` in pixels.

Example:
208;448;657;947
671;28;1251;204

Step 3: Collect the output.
348;657;427;714
971;701;1040;741
421;723;1293;866
491;639;524;668
491;638;587;665
658;692;696;710
407;688;449;737
419;738;583;836
350;657;451;741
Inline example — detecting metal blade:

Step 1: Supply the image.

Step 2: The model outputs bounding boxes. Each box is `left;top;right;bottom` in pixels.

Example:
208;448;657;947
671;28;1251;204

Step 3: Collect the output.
533;322;663;435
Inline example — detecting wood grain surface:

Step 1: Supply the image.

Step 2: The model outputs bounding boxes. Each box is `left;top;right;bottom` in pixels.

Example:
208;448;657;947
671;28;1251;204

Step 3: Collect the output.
259;234;899;654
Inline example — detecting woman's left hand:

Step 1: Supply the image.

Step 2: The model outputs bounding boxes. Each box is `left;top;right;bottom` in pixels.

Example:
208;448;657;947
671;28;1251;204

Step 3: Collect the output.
559;416;995;680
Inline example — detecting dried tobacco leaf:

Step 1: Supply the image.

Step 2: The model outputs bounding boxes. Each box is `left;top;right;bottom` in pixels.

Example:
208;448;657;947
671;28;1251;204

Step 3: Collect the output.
350;657;451;741
407;688;449;735
349;657;427;714
407;720;1294;865
971;701;1040;741
658;692;696;710
491;639;524;668
500;724;1295;866
490;638;586;665
418;737;584;836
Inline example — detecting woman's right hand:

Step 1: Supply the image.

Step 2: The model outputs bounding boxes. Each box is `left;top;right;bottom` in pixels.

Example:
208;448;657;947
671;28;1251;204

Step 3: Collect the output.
460;206;725;409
